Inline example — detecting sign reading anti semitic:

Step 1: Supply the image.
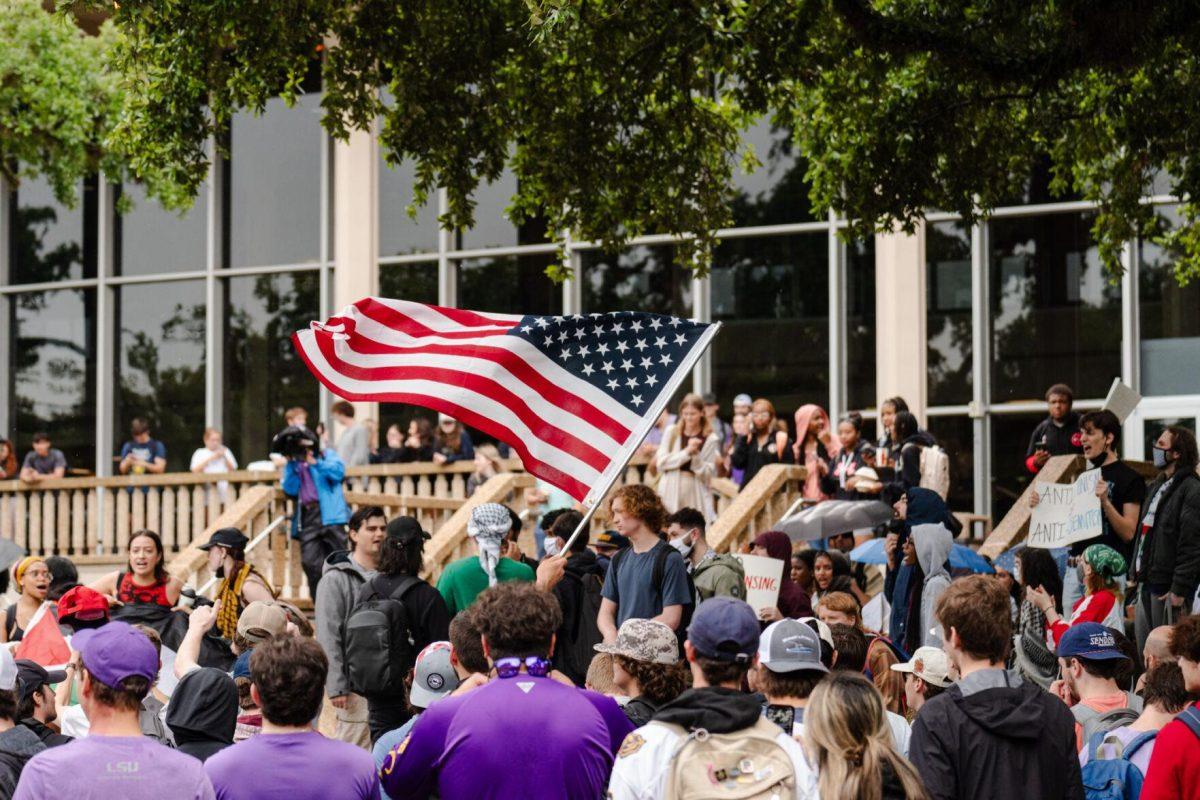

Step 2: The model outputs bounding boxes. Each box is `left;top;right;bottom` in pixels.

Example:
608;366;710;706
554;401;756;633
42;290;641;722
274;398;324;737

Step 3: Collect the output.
1027;468;1104;549
734;554;784;614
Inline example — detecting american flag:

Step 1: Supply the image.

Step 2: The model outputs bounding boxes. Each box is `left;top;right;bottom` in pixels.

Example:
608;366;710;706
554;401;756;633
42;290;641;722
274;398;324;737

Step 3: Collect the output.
292;298;720;505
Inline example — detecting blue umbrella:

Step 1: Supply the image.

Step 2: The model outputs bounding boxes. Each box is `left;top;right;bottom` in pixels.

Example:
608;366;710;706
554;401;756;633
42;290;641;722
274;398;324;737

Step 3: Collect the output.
849;538;995;574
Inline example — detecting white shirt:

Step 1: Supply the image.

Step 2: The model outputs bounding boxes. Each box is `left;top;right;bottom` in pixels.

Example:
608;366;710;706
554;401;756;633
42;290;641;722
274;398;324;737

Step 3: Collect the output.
786;707;911;758
190;446;237;498
608;720;818;800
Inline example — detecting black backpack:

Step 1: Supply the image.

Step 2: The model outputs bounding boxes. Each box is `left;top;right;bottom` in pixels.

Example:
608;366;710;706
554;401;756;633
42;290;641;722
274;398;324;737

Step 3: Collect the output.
344;575;422;698
556;571;606;685
611;541;695;649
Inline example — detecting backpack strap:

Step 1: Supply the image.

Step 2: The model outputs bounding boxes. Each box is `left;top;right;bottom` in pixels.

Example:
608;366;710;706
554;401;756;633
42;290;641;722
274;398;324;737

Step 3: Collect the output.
4;605;14;639
1122;730;1158;760
1177;705;1200;741
651;541;671;592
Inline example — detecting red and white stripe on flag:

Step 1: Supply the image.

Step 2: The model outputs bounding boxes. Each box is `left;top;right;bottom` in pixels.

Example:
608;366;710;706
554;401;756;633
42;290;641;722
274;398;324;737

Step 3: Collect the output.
15;603;71;668
292;298;718;506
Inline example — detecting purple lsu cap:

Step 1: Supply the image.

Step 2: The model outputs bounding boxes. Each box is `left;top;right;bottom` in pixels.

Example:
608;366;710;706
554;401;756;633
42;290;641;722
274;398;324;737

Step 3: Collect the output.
73;621;159;688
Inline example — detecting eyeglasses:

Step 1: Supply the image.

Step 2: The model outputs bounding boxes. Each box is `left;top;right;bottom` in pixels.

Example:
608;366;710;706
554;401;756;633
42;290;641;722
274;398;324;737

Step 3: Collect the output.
493;656;552;679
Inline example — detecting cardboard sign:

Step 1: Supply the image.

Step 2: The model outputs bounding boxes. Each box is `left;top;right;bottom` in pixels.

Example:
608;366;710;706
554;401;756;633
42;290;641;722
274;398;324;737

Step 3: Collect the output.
734;554;784;613
1027;468;1104;549
1102;378;1142;424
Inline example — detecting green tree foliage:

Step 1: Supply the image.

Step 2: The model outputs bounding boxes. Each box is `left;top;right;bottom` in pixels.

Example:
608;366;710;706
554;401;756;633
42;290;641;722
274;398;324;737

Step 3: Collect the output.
45;0;1200;281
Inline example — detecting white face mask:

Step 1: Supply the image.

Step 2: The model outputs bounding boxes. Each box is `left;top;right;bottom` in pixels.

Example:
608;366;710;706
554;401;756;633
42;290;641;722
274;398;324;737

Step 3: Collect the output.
669;534;693;558
543;538;562;558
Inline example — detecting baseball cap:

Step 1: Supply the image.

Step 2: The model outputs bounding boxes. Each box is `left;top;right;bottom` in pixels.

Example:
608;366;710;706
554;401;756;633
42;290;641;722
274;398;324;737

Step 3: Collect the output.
199;527;249;551
231;650;253;681
889;645;953;688
758;619;827;674
16;660;66;705
72;621;159;689
592;530;630;551
0;649;16;692
409;642;460;709
798;616;834;652
236;601;289;645
56;585;111;622
733;393;753;407
687;597;759;664
1057;622;1127;661
595;619;679;665
701;392;718;405
387;516;431;544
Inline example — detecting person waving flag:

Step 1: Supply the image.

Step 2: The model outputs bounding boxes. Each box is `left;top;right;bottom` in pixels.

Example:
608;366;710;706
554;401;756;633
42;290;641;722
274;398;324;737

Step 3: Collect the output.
293;299;719;508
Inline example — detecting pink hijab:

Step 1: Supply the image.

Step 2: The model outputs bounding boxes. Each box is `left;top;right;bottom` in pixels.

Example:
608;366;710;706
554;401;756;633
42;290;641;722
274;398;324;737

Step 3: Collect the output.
793;404;839;500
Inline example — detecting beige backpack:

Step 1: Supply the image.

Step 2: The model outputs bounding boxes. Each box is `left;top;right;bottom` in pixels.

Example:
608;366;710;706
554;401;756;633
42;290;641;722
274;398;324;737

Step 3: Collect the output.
654;716;797;800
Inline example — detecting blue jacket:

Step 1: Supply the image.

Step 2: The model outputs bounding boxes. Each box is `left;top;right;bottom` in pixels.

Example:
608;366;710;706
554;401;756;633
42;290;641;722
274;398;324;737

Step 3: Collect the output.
282;449;350;538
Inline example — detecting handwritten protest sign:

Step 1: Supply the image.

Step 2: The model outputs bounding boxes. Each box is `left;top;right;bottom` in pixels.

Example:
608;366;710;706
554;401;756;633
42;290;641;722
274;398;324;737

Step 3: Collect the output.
1027;468;1104;549
734;554;784;613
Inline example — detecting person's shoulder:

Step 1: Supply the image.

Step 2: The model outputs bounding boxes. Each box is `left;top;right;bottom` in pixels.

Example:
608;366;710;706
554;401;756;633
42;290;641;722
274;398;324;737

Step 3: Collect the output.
313;733;378;769
441;556;475;576
501;558;535;579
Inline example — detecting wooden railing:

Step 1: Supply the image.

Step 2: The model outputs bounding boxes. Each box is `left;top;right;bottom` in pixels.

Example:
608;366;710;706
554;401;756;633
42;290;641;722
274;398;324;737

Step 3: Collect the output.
707;465;808;554
979;454;1159;560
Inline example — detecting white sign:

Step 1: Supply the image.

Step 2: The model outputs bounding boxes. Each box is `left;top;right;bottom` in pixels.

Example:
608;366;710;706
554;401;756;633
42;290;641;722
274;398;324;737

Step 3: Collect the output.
1102;378;1142;424
734;554;784;613
1028;468;1104;549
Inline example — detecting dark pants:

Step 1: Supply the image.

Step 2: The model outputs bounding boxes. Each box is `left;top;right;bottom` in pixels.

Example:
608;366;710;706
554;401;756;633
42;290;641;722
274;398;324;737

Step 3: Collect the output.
367;698;412;744
298;503;347;596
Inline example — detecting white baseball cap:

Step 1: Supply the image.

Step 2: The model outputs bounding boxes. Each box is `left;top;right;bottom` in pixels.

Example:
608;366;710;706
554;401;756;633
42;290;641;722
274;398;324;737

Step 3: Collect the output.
889;645;953;688
0;647;17;692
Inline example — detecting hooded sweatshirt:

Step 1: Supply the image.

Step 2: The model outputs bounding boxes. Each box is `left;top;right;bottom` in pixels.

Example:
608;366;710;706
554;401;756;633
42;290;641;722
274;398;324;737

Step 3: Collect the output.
751;531;812;618
793;405;839;501
314;549;377;699
913;524;953;649
166;667;238;762
0;724;46;797
887;488;955;648
910;668;1083;800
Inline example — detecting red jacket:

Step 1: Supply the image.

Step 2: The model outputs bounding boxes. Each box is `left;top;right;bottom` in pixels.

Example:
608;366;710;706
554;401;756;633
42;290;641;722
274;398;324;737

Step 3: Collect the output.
1141;708;1200;800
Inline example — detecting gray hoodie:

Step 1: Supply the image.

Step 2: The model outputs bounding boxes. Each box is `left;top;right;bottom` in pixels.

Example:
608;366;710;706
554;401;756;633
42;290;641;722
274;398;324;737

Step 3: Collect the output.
913;523;953;649
0;724;45;797
314;550;377;698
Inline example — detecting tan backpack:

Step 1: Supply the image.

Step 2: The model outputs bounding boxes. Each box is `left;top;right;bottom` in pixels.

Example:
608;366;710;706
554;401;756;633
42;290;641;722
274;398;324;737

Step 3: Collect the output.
654;716;797;800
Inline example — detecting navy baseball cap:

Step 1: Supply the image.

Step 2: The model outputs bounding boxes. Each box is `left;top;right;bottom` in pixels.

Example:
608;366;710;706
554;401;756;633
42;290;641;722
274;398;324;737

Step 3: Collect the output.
1057;623;1127;661
73;621;159;689
687;597;760;664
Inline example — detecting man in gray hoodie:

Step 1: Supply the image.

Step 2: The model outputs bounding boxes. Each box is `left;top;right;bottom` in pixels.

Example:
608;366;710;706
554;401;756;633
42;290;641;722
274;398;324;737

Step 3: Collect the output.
0;648;45;798
913;522;954;649
315;505;387;749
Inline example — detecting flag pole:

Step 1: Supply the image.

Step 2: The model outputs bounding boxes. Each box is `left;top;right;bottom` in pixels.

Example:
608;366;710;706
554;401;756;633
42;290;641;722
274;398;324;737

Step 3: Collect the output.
561;321;723;553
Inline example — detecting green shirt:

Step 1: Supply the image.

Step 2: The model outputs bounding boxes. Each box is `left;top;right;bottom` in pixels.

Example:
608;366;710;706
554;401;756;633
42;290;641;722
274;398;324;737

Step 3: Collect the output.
437;555;535;615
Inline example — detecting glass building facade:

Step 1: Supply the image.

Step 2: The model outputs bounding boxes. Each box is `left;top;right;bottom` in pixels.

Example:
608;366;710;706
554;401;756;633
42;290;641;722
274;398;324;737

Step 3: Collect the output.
3;100;1196;527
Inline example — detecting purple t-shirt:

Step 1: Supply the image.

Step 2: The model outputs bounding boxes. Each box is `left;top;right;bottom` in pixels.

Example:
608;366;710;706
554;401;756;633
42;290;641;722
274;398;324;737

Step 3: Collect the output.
380;676;633;800
14;735;214;800
205;731;380;800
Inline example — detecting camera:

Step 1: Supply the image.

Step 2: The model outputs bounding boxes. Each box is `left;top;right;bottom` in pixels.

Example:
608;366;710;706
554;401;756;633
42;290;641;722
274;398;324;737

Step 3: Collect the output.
271;426;318;459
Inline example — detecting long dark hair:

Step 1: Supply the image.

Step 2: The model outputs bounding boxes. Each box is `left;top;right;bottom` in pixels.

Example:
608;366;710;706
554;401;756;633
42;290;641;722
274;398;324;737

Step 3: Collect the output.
1167;426;1200;476
1017;547;1062;614
892;412;919;444
127;530;168;584
378;535;425;577
412;418;434;448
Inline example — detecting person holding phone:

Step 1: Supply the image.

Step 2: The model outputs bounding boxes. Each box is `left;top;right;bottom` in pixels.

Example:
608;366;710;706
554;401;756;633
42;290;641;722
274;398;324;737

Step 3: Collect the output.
655;394;721;519
1025;383;1083;473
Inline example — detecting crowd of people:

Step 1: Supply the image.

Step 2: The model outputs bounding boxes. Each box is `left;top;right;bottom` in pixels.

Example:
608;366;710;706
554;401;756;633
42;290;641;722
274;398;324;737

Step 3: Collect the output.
0;379;1198;799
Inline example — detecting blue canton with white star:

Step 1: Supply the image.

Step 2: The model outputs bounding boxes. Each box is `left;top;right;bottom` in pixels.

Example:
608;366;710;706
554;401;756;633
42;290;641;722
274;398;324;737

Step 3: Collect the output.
508;312;712;412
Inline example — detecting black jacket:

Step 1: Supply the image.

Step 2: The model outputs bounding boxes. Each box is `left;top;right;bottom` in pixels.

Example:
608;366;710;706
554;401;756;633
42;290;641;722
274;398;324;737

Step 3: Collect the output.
1025;414;1082;460
820;440;877;501
1132;470;1200;597
622;696;661;728
910;670;1082;800
17;719;70;748
653;687;762;733
550;550;606;685
730;433;794;488
166;667;238;763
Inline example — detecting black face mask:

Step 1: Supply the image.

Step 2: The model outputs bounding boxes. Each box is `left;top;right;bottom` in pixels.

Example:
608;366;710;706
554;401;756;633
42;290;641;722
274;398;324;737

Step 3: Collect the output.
1089;454;1108;469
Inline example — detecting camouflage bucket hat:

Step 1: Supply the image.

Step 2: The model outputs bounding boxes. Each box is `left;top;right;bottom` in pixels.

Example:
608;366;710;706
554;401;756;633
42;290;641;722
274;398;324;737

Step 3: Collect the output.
595;618;679;665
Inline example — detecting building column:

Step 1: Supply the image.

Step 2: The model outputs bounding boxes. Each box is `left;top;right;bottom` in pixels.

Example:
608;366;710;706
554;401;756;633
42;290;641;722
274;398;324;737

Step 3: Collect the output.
874;223;927;431
333;124;380;432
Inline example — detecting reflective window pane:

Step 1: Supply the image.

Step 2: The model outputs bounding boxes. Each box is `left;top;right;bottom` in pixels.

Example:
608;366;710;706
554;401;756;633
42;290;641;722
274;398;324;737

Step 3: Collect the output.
990;413;1044;523
731;119;816;227
1139;206;1200;396
847;238;877;411
117;181;208;276
926;415;973;514
580;246;692;316
456;169;549;251
9;176;96;284
926;221;972;405
116;281;207;471
228;93;323;267
457;254;562;315
379;160;439;257
711;234;828;414
989;213;1120;402
379;262;438;305
9;289;97;471
223;272;321;464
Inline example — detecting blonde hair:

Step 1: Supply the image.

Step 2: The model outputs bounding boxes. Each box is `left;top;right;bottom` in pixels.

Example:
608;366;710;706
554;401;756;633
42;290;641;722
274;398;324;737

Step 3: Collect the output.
675;393;713;440
805;672;928;800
